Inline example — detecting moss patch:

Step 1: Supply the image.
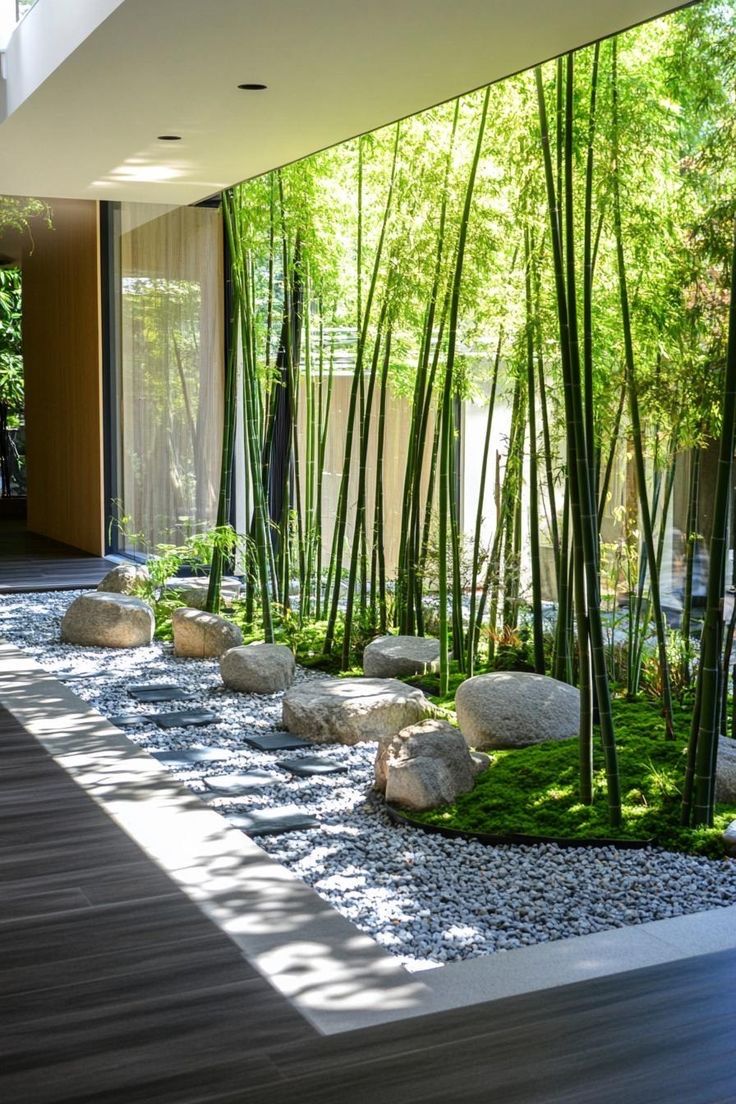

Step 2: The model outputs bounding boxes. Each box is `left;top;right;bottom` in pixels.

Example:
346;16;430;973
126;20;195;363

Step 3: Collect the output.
409;698;736;857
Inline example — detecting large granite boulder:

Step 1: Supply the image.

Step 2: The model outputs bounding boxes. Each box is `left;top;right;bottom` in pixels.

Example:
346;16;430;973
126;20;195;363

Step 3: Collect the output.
96;563;150;595
172;607;242;658
456;671;579;749
282;677;433;746
716;736;736;804
363;634;441;678
61;592;154;648
167;576;243;610
221;643;295;694
375;718;484;810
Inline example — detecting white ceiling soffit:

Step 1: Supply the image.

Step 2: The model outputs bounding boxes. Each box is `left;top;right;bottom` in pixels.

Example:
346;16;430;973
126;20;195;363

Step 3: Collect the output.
0;0;693;205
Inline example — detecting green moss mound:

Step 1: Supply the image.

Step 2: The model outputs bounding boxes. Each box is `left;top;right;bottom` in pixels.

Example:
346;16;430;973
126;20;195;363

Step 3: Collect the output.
409;699;736;857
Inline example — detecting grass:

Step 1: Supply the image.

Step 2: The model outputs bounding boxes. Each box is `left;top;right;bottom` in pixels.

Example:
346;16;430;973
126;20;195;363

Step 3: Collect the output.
408;698;736;857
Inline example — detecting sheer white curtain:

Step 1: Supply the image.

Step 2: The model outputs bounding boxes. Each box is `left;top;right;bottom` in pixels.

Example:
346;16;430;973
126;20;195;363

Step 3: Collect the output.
117;203;224;552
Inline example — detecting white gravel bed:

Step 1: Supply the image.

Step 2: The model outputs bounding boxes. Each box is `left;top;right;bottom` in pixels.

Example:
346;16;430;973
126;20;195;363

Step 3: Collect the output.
2;588;736;972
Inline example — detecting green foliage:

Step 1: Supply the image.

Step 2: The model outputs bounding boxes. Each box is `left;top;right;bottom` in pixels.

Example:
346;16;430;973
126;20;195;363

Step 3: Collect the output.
0;267;23;416
0;267;25;495
111;524;241;640
188;2;736;828
410;698;735;856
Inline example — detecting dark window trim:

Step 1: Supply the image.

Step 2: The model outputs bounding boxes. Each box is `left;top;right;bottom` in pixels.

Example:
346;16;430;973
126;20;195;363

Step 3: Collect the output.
100;196;230;560
100;200;125;557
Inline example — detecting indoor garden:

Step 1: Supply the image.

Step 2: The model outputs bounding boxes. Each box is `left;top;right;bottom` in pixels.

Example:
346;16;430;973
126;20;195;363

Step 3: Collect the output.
101;0;736;857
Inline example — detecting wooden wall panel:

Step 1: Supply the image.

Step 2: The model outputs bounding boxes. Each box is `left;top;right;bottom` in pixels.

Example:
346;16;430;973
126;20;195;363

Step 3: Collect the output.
23;198;104;555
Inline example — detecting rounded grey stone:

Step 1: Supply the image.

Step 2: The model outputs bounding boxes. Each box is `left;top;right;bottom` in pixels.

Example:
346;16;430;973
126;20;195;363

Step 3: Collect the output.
172;607;242;658
96;563;150;595
376;718;478;811
60;592;154;648
220;643;295;694
363;635;440;679
282;677;433;746
716;736;736;804
723;820;736;856
166;576;242;610
456;671;580;749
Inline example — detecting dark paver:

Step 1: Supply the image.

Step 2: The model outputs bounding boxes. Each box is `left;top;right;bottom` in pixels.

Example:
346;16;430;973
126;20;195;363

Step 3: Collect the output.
129;685;195;703
242;732;312;751
227;806;319;837
203;771;276;794
151;747;234;765
277;756;348;777
108;712;151;728
151;710;220;729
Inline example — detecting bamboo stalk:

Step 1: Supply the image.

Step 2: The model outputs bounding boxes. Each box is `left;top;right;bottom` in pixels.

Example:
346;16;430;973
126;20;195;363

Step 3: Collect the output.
323;126;400;655
611;42;674;738
223;190;274;639
525;228;545;673
681;445;701;684
536;58;621;825
467;329;504;674
684;220;736;826
438;86;491;695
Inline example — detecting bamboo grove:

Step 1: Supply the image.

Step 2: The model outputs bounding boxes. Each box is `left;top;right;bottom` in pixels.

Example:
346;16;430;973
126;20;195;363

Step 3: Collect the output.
205;1;736;828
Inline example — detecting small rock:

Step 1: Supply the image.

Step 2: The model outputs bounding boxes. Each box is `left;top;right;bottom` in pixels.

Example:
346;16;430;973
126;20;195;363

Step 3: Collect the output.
282;677;433;745
376;718;478;811
456;671;580;749
363;635;440;678
172;607;242;658
96;563;150;595
220;643;295;694
470;751;491;775
60;592;154;648
722;820;736;856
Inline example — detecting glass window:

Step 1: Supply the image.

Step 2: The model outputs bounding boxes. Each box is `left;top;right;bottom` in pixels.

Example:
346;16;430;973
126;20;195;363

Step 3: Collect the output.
110;202;224;554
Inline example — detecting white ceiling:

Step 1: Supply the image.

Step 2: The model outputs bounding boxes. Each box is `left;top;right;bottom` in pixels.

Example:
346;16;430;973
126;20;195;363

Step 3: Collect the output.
0;0;692;204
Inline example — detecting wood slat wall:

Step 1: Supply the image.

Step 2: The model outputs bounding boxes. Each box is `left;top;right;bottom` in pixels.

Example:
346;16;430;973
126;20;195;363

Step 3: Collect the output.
23;198;104;555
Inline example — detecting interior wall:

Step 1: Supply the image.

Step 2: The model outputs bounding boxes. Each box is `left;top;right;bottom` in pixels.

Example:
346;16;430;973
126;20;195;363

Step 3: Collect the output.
23;197;104;554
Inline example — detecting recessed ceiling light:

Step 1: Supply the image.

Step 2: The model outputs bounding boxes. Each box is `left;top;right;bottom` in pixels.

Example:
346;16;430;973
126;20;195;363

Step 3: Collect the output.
157;134;182;141
238;83;267;91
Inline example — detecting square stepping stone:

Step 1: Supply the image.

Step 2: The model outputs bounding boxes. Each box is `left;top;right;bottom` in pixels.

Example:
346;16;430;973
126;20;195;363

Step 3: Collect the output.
55;670;107;682
226;806;319;837
108;712;151;728
277;756;348;778
152;747;234;765
203;771;276;794
129;681;180;692
242;732;312;751
129;684;195;703
151;710;220;729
